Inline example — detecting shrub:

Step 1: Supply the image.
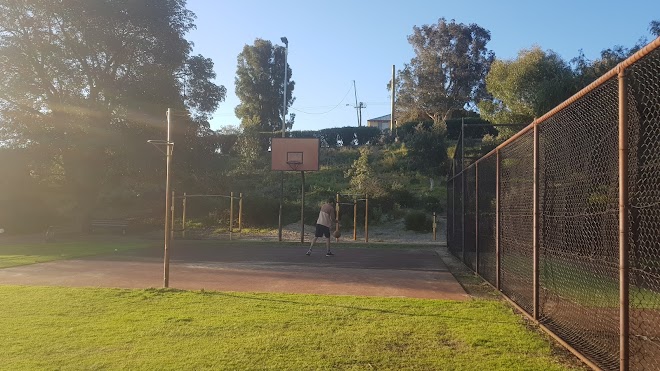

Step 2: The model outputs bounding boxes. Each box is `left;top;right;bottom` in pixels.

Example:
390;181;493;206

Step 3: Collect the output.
404;211;432;232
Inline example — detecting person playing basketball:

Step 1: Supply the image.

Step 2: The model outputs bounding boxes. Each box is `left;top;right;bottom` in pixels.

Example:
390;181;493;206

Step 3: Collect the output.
307;198;336;256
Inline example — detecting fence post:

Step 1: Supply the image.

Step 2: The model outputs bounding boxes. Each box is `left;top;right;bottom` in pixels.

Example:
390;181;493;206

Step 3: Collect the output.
336;193;340;240
462;172;466;264
238;193;243;233
496;150;501;290
182;192;187;238
533;124;540;321
171;191;175;241
230;191;234;240
353;197;357;241
433;212;437;241
365;194;369;243
301;172;305;244
475;164;479;274
451;179;455;246
618;68;630;371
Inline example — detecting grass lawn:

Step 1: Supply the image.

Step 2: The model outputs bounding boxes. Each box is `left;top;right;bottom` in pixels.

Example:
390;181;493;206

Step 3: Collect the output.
0;286;576;370
0;240;151;268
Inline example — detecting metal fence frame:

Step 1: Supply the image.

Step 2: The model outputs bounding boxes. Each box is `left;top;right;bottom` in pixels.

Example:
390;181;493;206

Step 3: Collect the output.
446;37;660;371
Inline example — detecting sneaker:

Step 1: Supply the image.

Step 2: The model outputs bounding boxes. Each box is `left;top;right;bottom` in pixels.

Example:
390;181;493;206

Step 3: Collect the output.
325;251;334;256
306;250;311;256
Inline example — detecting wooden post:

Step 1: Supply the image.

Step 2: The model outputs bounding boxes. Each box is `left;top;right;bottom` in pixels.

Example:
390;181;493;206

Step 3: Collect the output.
301;172;305;244
433;212;437;241
353;198;357;241
171;191;175;240
182;192;187;238
618;68;630;371
230;191;234;240
336;193;340;240
238;193;243;233
365;194;369;243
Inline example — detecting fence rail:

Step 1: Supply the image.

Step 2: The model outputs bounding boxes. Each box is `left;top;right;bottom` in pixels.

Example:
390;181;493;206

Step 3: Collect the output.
446;37;660;371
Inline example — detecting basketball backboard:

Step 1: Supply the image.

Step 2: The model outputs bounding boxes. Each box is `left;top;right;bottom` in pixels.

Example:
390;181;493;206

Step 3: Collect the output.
271;138;320;171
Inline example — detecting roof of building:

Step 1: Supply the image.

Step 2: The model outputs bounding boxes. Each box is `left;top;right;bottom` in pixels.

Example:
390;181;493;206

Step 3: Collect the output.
367;114;391;122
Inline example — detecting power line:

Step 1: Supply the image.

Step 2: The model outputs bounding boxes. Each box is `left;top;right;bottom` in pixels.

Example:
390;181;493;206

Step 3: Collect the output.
290;83;353;115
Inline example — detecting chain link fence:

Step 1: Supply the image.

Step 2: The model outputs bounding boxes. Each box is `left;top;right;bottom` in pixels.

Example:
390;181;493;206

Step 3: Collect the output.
446;37;660;371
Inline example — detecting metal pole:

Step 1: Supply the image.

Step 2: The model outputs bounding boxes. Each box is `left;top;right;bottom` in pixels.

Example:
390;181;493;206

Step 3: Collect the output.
496;150;501;290
353;198;357;240
533;124;539;321
462;172;466;265
475;164;479;274
182;192;187;239
618;68;630;371
336;193;340;240
365;194;369;243
301;171;305;244
163;108;172;288
452;178;455;243
278;38;288;242
278;173;284;241
461;118;465;173
171;191;175;240
230;191;234;240
238;193;243;233
282;39;288;134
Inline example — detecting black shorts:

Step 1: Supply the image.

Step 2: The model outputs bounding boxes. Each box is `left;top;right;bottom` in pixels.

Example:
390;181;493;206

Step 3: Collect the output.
315;224;331;238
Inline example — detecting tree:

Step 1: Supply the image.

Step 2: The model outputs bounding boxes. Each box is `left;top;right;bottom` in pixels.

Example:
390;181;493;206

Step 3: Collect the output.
345;147;384;197
478;47;576;139
650;20;660;37
572;20;659;90
235;38;295;133
0;0;225;224
393;18;494;125
403;123;448;189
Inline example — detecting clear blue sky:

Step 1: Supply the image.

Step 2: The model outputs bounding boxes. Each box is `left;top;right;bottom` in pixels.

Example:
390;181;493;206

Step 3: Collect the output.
186;0;659;131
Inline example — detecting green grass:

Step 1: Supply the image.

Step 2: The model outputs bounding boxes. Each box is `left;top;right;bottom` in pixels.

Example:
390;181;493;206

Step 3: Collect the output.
0;286;575;370
499;253;660;308
0;240;151;268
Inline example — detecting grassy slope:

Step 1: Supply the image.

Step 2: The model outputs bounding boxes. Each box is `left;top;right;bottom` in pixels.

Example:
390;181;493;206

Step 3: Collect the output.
0;286;574;370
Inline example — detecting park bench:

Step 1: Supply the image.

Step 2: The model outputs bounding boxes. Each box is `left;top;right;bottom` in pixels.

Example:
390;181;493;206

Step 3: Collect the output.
89;219;129;235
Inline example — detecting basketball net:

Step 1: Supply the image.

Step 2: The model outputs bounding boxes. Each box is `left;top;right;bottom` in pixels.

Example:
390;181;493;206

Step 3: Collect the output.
286;161;302;172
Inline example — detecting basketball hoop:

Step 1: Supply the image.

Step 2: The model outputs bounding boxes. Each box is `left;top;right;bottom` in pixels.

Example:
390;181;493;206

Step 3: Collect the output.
286;160;302;171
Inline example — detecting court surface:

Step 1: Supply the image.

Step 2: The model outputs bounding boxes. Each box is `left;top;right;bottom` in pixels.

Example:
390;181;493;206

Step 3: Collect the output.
0;242;468;300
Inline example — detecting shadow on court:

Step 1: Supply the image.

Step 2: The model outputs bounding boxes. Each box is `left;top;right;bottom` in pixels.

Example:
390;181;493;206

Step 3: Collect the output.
0;241;468;300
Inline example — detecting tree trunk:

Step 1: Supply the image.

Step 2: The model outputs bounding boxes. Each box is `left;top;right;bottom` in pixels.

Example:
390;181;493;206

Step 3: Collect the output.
429;177;434;190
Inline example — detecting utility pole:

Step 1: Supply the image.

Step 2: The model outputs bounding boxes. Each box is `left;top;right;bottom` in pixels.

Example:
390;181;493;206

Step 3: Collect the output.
351;80;366;127
357;102;365;127
391;65;395;133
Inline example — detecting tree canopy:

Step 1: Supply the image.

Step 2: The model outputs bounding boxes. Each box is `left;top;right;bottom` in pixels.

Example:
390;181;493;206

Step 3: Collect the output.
394;18;494;125
0;0;225;222
478;47;576;129
235;38;295;133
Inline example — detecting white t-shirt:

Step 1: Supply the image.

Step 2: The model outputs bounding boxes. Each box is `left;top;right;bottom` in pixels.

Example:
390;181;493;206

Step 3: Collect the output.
316;203;335;227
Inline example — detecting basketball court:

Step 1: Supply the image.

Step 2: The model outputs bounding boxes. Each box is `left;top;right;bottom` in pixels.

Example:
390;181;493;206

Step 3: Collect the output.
0;242;468;300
